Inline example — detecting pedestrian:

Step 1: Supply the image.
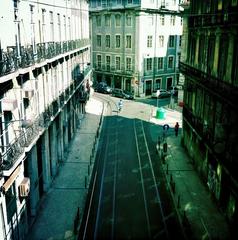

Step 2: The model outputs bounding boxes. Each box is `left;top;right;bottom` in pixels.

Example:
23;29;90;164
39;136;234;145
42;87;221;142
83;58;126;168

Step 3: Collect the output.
174;122;179;136
118;99;123;112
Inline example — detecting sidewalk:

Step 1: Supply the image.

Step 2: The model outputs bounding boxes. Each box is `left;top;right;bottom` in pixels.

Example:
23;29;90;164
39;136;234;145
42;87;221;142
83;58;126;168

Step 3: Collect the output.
27;97;103;240
150;108;231;239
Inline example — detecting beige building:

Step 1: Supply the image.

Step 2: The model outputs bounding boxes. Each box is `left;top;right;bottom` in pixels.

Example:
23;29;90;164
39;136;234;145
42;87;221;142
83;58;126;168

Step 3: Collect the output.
0;0;91;239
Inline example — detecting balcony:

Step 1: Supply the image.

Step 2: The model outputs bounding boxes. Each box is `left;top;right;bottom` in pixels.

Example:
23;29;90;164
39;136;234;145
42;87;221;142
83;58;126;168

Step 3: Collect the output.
188;12;238;28
183;105;213;144
0;39;90;77
179;62;238;106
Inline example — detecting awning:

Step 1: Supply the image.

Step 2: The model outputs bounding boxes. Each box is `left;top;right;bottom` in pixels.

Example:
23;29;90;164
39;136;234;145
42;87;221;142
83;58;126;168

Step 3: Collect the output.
1;165;21;193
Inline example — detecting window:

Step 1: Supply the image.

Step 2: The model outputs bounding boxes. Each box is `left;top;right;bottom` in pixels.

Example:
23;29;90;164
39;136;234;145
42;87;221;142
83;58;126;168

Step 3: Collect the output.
57;13;61;41
126;57;132;71
147;58;152;71
160;15;164;25
169;35;175;48
96;35;101;47
170;15;175;26
159;35;164;47
106;56;110;71
97;55;102;69
155;78;161;89
126;15;132;26
158;57;164;69
115;14;121;26
105;35;110;48
179;36;182;47
232;37;238;86
116;56;121;70
96;15;101;27
128;0;132;4
147;35;152;48
105;15;111;26
126;35;132;48
116;35;121;48
50;11;54;41
168;56;174;68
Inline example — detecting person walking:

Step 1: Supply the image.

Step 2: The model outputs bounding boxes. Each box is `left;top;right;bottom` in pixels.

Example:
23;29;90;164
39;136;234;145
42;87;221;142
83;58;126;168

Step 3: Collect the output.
174;122;179;136
118;99;123;112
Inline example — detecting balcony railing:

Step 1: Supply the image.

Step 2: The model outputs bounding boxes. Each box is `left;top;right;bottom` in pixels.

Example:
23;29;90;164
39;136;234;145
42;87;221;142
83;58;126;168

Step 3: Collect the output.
188;12;238;28
179;62;238;106
0;38;90;77
183;105;213;144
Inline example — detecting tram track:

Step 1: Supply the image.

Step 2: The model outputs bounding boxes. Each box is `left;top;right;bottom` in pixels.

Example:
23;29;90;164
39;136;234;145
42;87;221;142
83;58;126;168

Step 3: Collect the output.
79;93;185;240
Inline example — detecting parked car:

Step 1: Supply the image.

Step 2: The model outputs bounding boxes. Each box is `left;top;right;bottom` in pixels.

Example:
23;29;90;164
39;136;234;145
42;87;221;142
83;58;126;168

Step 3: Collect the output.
94;82;112;94
151;89;171;98
168;86;178;97
111;88;134;100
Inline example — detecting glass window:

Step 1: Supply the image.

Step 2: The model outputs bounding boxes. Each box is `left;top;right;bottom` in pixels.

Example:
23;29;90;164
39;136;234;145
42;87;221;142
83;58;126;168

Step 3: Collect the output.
97;35;101;47
159;35;164;47
105;35;110;48
126;35;132;48
96;15;101;27
147;35;152;48
160;15;164;25
158;57;164;69
168;56;174;68
169;35;175;48
126;57;132;71
116;56;121;70
128;0;132;4
170;15;175;26
147;58;152;71
126;15;132;26
105;15;111;26
115;14;121;26
106;56;110;71
116;35;121;48
97;55;102;69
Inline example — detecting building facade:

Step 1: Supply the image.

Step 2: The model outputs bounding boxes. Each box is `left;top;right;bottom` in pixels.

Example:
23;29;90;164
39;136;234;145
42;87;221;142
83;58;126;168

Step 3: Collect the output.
0;0;91;239
180;0;238;236
90;0;183;97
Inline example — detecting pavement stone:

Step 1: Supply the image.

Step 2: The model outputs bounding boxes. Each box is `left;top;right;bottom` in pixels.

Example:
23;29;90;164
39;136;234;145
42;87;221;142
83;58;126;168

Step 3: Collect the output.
150;107;231;240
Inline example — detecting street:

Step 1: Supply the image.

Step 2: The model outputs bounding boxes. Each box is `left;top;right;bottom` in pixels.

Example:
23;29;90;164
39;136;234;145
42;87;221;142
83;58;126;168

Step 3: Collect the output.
79;94;185;239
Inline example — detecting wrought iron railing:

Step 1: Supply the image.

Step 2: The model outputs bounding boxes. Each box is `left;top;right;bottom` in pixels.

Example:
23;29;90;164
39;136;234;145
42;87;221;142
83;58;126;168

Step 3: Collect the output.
179;62;238;105
0;38;90;77
188;12;238;28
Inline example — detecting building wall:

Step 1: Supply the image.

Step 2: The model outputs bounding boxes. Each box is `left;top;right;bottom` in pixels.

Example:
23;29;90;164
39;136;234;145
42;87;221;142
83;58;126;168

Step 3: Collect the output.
90;0;183;97
0;0;91;239
180;0;238;236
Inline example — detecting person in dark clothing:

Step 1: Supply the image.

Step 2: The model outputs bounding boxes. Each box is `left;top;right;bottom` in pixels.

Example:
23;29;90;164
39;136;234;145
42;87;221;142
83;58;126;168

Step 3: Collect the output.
174;122;179;136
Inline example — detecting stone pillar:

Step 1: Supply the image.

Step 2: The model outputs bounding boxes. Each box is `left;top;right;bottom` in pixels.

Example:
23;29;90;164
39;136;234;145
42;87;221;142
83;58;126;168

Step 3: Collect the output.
28;145;40;216
41;130;51;192
63;107;69;151
50;122;58;177
58;112;64;163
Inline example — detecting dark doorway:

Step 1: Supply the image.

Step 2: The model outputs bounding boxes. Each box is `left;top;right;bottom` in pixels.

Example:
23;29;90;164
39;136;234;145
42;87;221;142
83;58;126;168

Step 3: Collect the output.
145;80;152;96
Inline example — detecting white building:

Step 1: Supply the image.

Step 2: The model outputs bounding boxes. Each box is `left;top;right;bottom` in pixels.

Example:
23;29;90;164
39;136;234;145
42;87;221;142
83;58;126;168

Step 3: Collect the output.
0;0;91;239
90;0;183;97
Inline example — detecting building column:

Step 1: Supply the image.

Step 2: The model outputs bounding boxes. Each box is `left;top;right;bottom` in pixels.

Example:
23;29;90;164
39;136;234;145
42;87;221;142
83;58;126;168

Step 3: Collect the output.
58;113;64;163
41;130;51;192
50;122;58;177
63;107;69;151
28;145;40;216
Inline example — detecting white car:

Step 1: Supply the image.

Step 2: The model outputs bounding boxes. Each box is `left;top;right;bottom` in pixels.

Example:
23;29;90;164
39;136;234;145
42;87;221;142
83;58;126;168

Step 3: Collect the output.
151;89;171;98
